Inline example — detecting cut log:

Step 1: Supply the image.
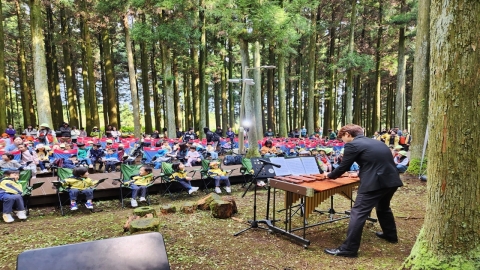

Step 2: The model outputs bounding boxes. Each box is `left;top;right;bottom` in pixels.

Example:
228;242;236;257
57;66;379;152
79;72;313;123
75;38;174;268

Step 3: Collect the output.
210;199;234;219
123;215;140;232
129;218;160;233
160;204;177;214
197;193;221;210
133;206;157;217
222;196;238;214
181;202;196;214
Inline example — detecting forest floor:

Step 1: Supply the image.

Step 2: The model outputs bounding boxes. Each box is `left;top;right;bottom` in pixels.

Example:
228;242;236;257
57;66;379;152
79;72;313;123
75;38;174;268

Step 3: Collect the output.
0;174;426;270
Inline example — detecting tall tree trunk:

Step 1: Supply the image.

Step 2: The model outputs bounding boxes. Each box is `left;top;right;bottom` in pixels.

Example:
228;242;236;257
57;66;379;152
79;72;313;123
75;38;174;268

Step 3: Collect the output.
191;46;200;131
307;7;317;136
140;15;152;133
30;0;53;128
372;0;383;135
16;0;34;128
173;52;182;129
253;41;263;135
404;0;480;267
84;14;99;128
324;9;336;134
123;14;141;138
0;0;6;131
198;0;206;136
214;76;220;128
267;45;275;132
151;45;160;131
80;20;92;131
353;75;361;124
221;60;228;136
161;45;176;139
61;7;78;127
345;0;357;124
99;33;109;127
278;53;287;137
228;39;234;129
395;0;407;129
102;28;118;128
410;0;430;160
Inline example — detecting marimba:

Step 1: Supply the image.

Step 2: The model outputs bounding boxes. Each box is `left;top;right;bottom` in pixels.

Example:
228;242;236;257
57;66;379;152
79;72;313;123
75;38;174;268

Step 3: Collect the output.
264;173;361;247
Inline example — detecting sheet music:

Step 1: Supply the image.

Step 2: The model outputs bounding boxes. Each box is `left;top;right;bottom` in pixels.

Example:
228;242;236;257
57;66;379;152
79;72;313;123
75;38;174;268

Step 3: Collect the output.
269;157;290;176
301;157;320;175
287;158;307;175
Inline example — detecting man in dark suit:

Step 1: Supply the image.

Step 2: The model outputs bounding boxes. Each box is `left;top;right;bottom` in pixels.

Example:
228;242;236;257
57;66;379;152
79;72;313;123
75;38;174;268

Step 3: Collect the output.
324;124;403;257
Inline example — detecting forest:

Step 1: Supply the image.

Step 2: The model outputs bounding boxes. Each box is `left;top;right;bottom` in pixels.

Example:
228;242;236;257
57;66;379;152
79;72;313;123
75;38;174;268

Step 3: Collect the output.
0;0;417;139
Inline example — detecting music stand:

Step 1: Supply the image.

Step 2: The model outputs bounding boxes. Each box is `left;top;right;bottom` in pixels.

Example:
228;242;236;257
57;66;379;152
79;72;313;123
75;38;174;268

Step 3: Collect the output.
234;161;272;237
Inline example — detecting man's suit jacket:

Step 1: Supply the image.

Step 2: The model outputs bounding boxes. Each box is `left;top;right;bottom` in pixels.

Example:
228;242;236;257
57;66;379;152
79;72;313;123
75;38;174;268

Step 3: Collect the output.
328;135;403;193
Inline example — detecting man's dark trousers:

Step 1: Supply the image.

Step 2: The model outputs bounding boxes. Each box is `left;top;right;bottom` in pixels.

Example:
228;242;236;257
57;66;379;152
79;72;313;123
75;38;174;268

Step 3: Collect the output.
340;187;398;252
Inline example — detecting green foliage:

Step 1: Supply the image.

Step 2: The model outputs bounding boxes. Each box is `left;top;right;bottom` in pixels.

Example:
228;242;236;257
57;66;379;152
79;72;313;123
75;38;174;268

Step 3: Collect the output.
337;52;375;73
406;158;427;175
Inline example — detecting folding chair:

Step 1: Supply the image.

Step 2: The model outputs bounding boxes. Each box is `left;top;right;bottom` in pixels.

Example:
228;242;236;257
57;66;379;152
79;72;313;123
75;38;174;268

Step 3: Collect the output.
112;164;160;208
0;170;44;216
159;162;189;198
239;157;254;187
51;168;106;216
193;159;236;193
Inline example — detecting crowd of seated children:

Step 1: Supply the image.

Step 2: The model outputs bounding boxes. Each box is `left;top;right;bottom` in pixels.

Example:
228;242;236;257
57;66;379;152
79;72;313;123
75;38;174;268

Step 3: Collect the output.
185;146;201;167
206;143;218;159
260;140;280;158
76;143;93;168
62;167;98;210
0;153;23;171
333;149;360;171
62;154;80;169
103;148;120;172
171;163;199;194
0;170;27;223
125;166;153;208
89;143;105;170
18;144;38;178
208;160;231;194
35;144;50;173
152;148;170;169
394;150;409;173
316;148;333;172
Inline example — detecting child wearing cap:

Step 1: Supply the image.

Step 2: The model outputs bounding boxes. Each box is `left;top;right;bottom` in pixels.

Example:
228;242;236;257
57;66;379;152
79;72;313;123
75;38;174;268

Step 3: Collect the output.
208;160;231;194
125;166;154;207
0;170;27;223
62;167;99;210
90;127;101;139
89;143;105;171
171;163;199;194
76;143;94;168
35;144;50;173
103;148;120;172
394;151;409;173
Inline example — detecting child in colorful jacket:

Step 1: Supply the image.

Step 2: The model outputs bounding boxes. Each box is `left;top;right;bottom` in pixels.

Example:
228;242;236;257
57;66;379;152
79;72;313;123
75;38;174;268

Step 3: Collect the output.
171;163;199;194
63;167;99;210
208;160;231;194
124;166;154;208
0;170;27;223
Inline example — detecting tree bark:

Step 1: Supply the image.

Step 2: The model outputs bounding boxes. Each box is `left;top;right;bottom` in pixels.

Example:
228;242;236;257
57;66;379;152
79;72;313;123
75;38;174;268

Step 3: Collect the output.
61;7;78;127
183;61;190;131
253;41;263;135
140;14;152;133
102;28;118;128
123;14;141;138
99;33;109;127
161;45;176;139
267;45;275;132
29;0;53;128
0;0;6;131
345;0;357;124
395;0;407;129
80;19;92;131
410;0;430;160
221;59;228;136
173;53;182;129
198;0;206;136
307;7;317;136
151;45;161;131
277;53;287;137
372;0;383;134
227;39;234;129
404;1;480;268
191;46;200;131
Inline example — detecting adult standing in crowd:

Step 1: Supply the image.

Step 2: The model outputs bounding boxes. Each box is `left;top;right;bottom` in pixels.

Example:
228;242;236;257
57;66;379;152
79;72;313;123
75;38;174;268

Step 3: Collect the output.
37;123;56;145
300;126;307;137
215;126;223;137
5;125;16;140
79;127;87;138
111;127;121;142
204;127;220;149
71;126;80;143
105;125;113;138
328;128;337;140
59;122;72;143
324;124;403;258
226;128;235;145
90;126;101;139
264;128;274;138
176;128;183;139
23;125;37;138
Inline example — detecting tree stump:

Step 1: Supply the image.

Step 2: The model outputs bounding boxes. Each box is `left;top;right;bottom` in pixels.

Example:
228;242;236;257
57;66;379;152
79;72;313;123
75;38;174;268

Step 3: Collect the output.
129;218;160;233
133;206;157;217
222;196;238;214
210;199;234;219
160;204;177;214
197;193;221;210
181;202;196;214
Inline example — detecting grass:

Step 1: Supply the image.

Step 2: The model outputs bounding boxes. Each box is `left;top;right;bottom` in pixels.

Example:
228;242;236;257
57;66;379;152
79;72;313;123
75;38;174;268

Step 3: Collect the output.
0;174;426;270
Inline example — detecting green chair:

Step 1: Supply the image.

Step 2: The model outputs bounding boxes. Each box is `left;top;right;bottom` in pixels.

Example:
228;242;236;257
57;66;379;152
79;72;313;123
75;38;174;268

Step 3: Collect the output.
112;164;159;208
239;158;254;187
160;162;193;198
0;170;44;215
194;159;236;192
51;168;106;215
